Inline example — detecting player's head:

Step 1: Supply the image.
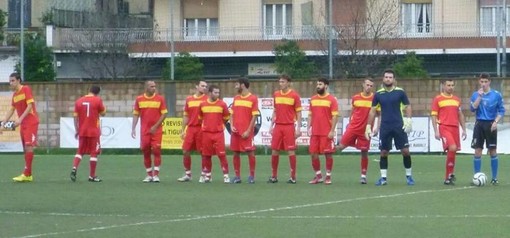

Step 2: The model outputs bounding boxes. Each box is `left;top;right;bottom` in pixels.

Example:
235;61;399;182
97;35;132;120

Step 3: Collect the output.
441;79;455;95
479;73;491;89
236;77;250;93
278;74;292;91
9;73;22;91
89;85;101;95
382;69;395;87
196;80;208;95
208;85;220;101
362;78;374;94
316;77;329;95
145;80;157;96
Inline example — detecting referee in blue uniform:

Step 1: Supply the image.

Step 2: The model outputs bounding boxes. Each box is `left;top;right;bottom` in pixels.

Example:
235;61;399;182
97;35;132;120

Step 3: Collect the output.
365;69;415;186
470;73;505;185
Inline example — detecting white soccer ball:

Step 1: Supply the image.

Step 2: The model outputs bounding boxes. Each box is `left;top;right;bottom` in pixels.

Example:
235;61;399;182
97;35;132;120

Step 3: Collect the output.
472;172;487;187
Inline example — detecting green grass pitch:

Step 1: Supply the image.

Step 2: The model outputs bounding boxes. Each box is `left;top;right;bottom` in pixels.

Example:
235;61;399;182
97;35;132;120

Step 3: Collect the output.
0;153;509;237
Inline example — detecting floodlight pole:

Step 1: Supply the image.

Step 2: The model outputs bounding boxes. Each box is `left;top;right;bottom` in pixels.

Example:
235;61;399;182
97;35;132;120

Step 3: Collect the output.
502;0;507;77
170;0;175;80
328;0;333;80
20;0;25;80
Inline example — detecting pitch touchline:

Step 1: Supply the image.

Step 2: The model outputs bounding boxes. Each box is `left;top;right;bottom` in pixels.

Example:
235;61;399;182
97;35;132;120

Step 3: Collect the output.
14;186;474;238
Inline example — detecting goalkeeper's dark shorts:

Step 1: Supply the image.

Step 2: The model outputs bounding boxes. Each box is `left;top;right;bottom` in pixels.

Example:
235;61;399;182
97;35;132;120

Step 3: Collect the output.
378;126;409;151
471;120;497;149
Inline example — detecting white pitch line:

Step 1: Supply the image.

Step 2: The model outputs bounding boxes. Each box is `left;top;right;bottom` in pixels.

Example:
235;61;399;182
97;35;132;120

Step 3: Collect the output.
235;214;510;219
13;186;474;238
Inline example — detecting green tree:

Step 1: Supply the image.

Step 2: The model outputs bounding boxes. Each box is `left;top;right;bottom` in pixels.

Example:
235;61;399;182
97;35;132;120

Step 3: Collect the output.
15;33;56;81
393;51;428;79
162;52;204;80
273;40;317;79
0;9;7;44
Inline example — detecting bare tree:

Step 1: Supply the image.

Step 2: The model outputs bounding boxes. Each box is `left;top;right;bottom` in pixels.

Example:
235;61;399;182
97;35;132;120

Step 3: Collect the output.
317;0;401;78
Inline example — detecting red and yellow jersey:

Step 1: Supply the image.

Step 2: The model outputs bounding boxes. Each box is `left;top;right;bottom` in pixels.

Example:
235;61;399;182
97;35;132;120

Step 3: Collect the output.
347;92;374;133
309;93;339;136
74;94;106;137
431;93;462;127
11;85;39;125
133;93;168;134
199;99;230;133
273;89;302;124
184;94;207;126
231;93;259;132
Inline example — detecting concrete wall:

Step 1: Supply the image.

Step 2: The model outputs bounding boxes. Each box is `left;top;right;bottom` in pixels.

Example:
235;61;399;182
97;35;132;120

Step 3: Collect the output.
0;78;508;148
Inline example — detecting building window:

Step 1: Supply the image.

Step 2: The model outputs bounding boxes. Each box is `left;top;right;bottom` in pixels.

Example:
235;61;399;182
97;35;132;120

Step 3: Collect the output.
480;6;510;35
402;3;432;35
264;4;293;38
184;18;218;40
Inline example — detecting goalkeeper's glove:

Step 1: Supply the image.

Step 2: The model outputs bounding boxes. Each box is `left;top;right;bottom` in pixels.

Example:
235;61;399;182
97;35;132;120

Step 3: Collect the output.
365;124;372;140
402;118;412;133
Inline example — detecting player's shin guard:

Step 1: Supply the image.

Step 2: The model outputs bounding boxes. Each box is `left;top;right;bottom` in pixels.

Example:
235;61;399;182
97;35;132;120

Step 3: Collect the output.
233;154;241;177
153;147;162;176
473;156;482;173
380;156;388;178
403;155;412;176
360;154;368;176
446;150;456;178
202;155;212;173
325;154;333;174
271;155;279;178
248;154;256;177
143;149;153;176
311;155;321;174
183;155;192;172
89;157;97;177
289;155;297;179
218;154;229;174
24;151;34;176
491;155;498;179
72;154;83;169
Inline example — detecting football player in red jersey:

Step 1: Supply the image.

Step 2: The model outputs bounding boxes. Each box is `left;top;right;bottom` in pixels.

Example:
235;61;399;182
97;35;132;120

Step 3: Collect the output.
198;85;231;183
431;79;466;185
1;73;39;182
177;80;208;182
268;75;302;184
307;78;339;185
131;81;168;183
70;85;106;182
336;79;375;184
229;78;259;184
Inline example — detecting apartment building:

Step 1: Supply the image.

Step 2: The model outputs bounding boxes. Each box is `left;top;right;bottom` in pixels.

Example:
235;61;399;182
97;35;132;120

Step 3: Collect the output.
1;0;509;79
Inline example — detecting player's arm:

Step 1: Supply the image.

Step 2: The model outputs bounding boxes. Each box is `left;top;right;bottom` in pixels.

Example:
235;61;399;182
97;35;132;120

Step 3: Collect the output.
15;102;34;126
2;107;15;124
151;112;167;134
470;91;482;111
131;111;139;139
269;110;276;134
295;109;302;138
365;107;377;139
431;115;440;140
181;114;189;139
307;112;312;136
458;109;467;140
329;114;339;139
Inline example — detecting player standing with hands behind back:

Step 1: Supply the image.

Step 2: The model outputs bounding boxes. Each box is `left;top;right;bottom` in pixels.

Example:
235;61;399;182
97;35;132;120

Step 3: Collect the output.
469;73;505;185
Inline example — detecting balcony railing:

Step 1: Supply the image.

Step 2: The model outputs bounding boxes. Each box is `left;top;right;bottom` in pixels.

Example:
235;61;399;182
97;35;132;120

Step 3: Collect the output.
52;22;509;50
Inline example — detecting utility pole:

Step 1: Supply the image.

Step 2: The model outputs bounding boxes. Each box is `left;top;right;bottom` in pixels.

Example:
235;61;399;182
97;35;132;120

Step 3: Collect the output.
328;0;333;80
502;0;507;77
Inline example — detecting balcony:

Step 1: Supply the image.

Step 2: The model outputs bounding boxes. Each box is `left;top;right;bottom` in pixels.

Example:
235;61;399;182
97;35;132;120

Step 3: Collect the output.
50;22;510;54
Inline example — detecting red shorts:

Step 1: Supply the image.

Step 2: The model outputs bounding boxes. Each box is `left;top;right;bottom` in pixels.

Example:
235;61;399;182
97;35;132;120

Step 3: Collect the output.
230;132;255;152
271;124;296;151
439;124;461;151
201;131;226;156
20;122;38;147
77;136;101;156
309;135;335;154
340;129;370;150
140;132;162;150
182;125;202;152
